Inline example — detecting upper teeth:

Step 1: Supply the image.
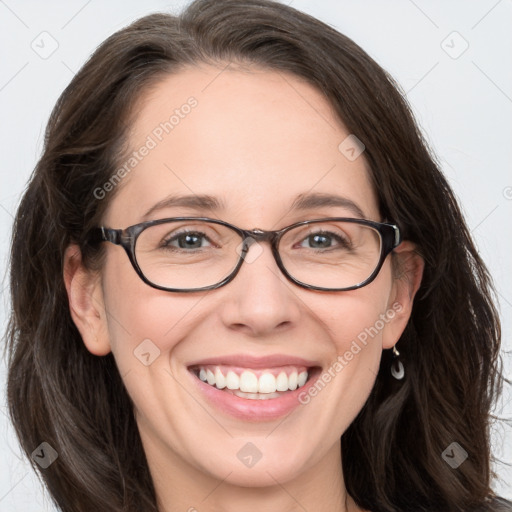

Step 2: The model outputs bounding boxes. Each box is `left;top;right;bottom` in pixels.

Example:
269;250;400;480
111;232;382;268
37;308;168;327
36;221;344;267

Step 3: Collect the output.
196;366;309;393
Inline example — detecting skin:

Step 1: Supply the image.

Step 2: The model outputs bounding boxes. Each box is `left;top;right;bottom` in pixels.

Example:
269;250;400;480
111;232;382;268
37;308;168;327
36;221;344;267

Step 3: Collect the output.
64;64;424;512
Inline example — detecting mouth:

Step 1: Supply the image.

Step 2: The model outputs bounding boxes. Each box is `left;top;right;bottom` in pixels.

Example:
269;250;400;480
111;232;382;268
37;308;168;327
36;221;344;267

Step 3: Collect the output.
186;357;323;421
188;364;317;399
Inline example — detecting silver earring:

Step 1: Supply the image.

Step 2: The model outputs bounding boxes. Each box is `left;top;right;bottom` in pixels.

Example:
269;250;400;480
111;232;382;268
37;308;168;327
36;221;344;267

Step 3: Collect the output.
391;344;404;380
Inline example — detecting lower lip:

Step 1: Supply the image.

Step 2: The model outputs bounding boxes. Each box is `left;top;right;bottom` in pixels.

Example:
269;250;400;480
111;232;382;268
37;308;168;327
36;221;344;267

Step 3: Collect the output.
187;367;321;422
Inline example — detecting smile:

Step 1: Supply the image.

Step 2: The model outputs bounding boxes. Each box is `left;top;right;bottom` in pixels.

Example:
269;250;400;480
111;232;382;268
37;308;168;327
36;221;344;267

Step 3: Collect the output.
189;364;310;399
186;358;322;421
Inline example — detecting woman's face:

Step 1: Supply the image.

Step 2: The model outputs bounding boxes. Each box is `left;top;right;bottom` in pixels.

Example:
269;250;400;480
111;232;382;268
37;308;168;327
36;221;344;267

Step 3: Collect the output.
70;64;417;493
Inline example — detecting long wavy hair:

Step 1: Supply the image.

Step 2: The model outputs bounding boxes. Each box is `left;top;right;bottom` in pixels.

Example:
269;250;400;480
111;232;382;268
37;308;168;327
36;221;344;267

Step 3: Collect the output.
3;0;510;510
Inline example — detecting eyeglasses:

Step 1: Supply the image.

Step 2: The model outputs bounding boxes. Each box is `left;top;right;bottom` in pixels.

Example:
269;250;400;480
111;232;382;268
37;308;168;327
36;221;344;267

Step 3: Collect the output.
88;217;401;293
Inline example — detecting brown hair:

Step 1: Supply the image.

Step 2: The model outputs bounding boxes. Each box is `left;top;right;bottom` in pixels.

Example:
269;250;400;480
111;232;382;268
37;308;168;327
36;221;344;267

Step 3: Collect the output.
4;0;511;510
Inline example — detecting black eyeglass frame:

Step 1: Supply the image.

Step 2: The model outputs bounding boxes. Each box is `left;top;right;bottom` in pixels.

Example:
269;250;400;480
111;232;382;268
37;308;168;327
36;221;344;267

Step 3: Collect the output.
88;217;401;293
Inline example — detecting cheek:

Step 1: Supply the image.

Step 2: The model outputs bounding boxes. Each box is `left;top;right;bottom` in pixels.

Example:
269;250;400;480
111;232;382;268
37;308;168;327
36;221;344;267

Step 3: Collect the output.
312;267;395;398
324;294;389;374
323;267;393;348
100;251;203;375
333;296;389;335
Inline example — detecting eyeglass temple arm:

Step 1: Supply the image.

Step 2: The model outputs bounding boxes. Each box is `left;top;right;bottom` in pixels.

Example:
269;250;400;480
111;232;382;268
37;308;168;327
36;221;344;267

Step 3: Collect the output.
88;227;122;245
391;224;401;247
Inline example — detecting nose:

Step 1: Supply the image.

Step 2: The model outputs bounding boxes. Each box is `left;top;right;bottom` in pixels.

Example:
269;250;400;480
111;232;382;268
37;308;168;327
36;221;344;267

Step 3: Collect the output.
218;239;302;338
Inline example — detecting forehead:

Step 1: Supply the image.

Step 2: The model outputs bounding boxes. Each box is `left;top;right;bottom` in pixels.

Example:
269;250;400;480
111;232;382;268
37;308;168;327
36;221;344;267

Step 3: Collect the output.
104;64;379;227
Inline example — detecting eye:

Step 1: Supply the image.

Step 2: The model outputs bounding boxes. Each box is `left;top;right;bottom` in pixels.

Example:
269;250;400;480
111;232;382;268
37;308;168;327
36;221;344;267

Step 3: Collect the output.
163;231;213;250
298;231;350;250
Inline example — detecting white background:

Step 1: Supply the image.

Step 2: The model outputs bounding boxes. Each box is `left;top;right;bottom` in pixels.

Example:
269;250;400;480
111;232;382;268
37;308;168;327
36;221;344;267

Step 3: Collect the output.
0;1;511;510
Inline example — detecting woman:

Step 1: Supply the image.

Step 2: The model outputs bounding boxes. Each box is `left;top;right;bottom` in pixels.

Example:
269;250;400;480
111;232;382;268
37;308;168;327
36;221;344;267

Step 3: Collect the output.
4;0;511;510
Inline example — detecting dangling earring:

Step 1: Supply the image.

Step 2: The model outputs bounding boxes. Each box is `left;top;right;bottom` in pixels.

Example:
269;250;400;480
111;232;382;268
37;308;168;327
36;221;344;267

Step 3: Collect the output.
390;344;404;380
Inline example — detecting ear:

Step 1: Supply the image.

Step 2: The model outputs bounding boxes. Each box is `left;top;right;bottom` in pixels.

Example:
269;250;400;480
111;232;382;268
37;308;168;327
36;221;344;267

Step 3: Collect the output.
382;240;424;349
63;244;111;356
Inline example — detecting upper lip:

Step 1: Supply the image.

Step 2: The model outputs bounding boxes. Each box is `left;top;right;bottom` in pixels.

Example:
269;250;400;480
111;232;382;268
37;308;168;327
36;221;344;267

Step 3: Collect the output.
187;354;321;369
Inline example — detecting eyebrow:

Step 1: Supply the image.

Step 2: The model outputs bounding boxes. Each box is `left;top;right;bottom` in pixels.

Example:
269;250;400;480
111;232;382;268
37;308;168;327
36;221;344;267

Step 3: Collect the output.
142;192;366;220
142;194;225;219
290;192;366;219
